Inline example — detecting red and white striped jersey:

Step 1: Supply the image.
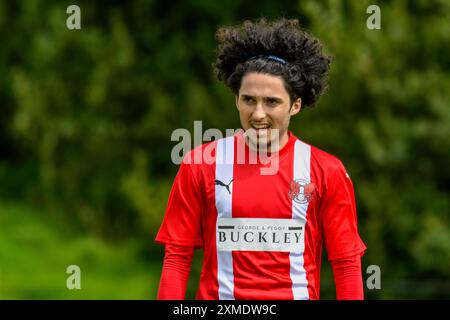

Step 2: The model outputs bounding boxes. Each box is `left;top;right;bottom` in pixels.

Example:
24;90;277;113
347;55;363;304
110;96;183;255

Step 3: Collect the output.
155;130;366;300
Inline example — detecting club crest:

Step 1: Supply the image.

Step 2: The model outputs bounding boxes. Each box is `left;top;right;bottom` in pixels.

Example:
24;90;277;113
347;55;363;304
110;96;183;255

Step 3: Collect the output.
288;179;315;204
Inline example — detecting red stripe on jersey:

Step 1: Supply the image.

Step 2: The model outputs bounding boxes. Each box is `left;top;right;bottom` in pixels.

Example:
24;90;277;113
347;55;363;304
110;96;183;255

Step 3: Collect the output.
231;133;295;299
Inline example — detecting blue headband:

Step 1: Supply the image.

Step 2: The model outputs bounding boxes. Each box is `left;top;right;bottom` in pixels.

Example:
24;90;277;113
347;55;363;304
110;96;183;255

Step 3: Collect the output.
249;54;287;65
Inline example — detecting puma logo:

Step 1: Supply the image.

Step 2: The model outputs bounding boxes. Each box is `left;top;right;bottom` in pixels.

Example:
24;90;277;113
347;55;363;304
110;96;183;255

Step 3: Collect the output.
215;179;233;195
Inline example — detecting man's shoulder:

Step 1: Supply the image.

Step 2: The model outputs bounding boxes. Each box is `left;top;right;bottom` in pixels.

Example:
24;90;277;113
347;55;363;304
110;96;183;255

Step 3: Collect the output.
290;132;342;167
308;143;347;174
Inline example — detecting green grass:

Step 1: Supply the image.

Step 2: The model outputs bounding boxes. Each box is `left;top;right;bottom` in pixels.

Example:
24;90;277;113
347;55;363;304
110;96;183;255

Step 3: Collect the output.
0;201;160;299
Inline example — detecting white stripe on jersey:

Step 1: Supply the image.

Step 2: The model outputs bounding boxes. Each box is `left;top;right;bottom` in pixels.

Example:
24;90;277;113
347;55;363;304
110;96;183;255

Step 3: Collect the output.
215;136;235;300
290;140;310;300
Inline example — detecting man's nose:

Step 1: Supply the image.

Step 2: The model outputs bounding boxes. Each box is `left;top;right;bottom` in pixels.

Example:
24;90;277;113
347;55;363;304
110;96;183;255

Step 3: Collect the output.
251;103;266;121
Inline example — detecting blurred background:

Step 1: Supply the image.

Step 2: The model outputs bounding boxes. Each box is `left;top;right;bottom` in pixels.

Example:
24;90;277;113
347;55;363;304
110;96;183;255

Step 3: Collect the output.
0;0;449;299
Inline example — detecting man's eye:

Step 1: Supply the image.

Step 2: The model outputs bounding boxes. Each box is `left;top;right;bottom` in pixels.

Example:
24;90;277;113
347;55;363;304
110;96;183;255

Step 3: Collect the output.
243;97;255;103
266;99;279;105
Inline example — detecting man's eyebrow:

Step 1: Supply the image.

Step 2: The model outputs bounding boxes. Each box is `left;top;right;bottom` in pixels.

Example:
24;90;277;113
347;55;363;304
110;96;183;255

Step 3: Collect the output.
264;96;283;101
240;94;283;101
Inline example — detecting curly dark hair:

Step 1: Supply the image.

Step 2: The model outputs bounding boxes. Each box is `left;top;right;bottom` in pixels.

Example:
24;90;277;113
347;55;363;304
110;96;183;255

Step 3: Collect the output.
213;18;332;107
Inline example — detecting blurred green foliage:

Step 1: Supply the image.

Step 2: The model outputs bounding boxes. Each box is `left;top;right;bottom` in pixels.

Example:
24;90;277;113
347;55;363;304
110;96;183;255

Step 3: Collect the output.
0;201;159;299
0;0;449;299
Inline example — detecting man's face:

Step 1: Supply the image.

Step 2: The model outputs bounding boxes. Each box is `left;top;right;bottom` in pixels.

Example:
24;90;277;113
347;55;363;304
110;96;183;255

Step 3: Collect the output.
236;72;301;151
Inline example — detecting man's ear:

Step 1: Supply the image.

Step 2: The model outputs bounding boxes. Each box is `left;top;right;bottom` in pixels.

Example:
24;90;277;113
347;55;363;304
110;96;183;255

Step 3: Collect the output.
235;95;239;109
290;98;302;116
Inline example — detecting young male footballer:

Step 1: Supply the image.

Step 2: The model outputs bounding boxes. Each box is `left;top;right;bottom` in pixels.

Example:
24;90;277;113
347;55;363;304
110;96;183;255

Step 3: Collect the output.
155;18;366;300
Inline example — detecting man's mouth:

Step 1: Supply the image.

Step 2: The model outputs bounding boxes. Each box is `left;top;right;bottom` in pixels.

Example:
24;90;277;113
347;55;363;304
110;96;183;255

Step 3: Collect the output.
250;123;271;130
248;124;272;140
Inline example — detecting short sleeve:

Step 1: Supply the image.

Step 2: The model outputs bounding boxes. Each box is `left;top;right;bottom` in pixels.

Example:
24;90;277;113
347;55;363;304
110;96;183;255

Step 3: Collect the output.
155;160;204;248
320;161;366;260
